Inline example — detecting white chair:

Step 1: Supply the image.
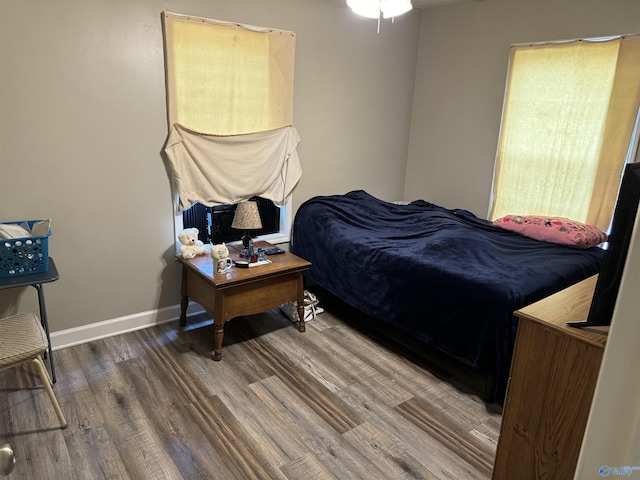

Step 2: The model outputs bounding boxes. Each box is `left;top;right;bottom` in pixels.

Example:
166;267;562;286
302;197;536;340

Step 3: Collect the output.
0;312;67;429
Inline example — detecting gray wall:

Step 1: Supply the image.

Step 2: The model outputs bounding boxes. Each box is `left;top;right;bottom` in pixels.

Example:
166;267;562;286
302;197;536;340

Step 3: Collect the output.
0;0;420;333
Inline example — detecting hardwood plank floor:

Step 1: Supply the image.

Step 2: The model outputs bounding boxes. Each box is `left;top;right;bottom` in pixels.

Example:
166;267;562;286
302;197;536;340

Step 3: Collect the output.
0;289;501;479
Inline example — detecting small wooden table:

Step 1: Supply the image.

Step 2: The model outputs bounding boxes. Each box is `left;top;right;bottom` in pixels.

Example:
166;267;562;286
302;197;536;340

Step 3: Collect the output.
176;242;311;360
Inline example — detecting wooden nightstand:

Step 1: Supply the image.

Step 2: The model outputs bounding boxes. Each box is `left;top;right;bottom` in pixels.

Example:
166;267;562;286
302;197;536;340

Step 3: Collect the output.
176;241;311;360
492;275;607;479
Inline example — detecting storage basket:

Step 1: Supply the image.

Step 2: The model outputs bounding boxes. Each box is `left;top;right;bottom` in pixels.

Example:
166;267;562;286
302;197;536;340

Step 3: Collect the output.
0;220;50;278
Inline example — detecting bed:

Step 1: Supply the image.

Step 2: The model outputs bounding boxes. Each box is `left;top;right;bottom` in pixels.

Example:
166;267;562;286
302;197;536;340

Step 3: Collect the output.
291;190;604;404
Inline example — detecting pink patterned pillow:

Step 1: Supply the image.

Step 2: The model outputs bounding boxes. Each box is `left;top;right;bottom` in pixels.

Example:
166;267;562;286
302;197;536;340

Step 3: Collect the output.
493;215;607;249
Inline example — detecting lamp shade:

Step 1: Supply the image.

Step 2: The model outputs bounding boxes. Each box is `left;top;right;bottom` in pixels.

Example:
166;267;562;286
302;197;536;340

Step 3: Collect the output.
231;201;263;230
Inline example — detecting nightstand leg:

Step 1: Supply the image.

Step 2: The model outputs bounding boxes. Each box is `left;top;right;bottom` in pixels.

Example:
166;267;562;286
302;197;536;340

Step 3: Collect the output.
213;320;224;361
297;302;306;333
179;295;188;327
179;267;188;327
296;275;306;332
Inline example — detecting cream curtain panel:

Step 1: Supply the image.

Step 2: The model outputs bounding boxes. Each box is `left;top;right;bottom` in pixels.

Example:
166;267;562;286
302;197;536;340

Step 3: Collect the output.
162;12;299;210
489;35;640;231
163;11;295;134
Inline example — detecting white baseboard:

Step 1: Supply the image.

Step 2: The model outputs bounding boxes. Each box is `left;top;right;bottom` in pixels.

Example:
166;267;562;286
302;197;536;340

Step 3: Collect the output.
49;303;205;351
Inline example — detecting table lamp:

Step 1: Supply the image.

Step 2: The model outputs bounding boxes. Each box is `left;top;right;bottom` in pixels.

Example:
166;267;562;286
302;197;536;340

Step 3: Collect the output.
231;201;263;248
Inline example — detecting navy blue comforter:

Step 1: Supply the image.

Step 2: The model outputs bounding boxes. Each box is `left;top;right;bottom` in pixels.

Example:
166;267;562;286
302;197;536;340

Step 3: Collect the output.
292;191;604;404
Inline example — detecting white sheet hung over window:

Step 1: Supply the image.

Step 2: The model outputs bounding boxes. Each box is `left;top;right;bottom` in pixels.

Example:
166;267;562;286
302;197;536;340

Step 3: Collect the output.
165;123;301;212
162;12;300;211
489;34;640;231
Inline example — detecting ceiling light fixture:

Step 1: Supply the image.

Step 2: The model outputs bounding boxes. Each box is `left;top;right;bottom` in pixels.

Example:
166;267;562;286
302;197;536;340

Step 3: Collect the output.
347;0;413;32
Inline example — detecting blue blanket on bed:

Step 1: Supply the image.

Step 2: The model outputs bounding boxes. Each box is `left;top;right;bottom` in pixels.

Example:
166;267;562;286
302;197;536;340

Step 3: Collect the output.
292;191;604;404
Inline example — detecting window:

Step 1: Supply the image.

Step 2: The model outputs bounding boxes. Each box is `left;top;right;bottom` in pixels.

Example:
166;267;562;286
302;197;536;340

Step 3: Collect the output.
182;197;282;245
490;35;640;231
162;12;297;245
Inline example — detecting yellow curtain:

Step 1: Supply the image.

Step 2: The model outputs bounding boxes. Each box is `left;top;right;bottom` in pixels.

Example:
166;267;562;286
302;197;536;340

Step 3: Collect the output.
490;35;640;231
163;12;296;135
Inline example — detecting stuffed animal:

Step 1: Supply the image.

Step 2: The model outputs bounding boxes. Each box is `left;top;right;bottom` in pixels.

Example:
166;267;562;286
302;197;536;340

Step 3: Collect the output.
211;243;229;262
177;228;206;259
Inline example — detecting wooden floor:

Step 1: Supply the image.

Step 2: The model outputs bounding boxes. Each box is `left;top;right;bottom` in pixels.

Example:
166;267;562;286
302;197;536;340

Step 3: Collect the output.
0;289;501;479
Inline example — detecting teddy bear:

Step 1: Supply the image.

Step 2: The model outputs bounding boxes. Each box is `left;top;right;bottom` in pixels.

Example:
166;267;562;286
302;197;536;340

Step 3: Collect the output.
177;228;206;259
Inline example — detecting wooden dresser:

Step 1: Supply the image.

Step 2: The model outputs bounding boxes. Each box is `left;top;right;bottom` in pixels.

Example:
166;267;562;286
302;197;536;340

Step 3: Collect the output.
492;275;608;480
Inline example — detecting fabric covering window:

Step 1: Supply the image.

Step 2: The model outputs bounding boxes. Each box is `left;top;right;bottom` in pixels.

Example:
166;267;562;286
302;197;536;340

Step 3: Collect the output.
165;123;301;212
489;35;640;231
162;11;300;211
